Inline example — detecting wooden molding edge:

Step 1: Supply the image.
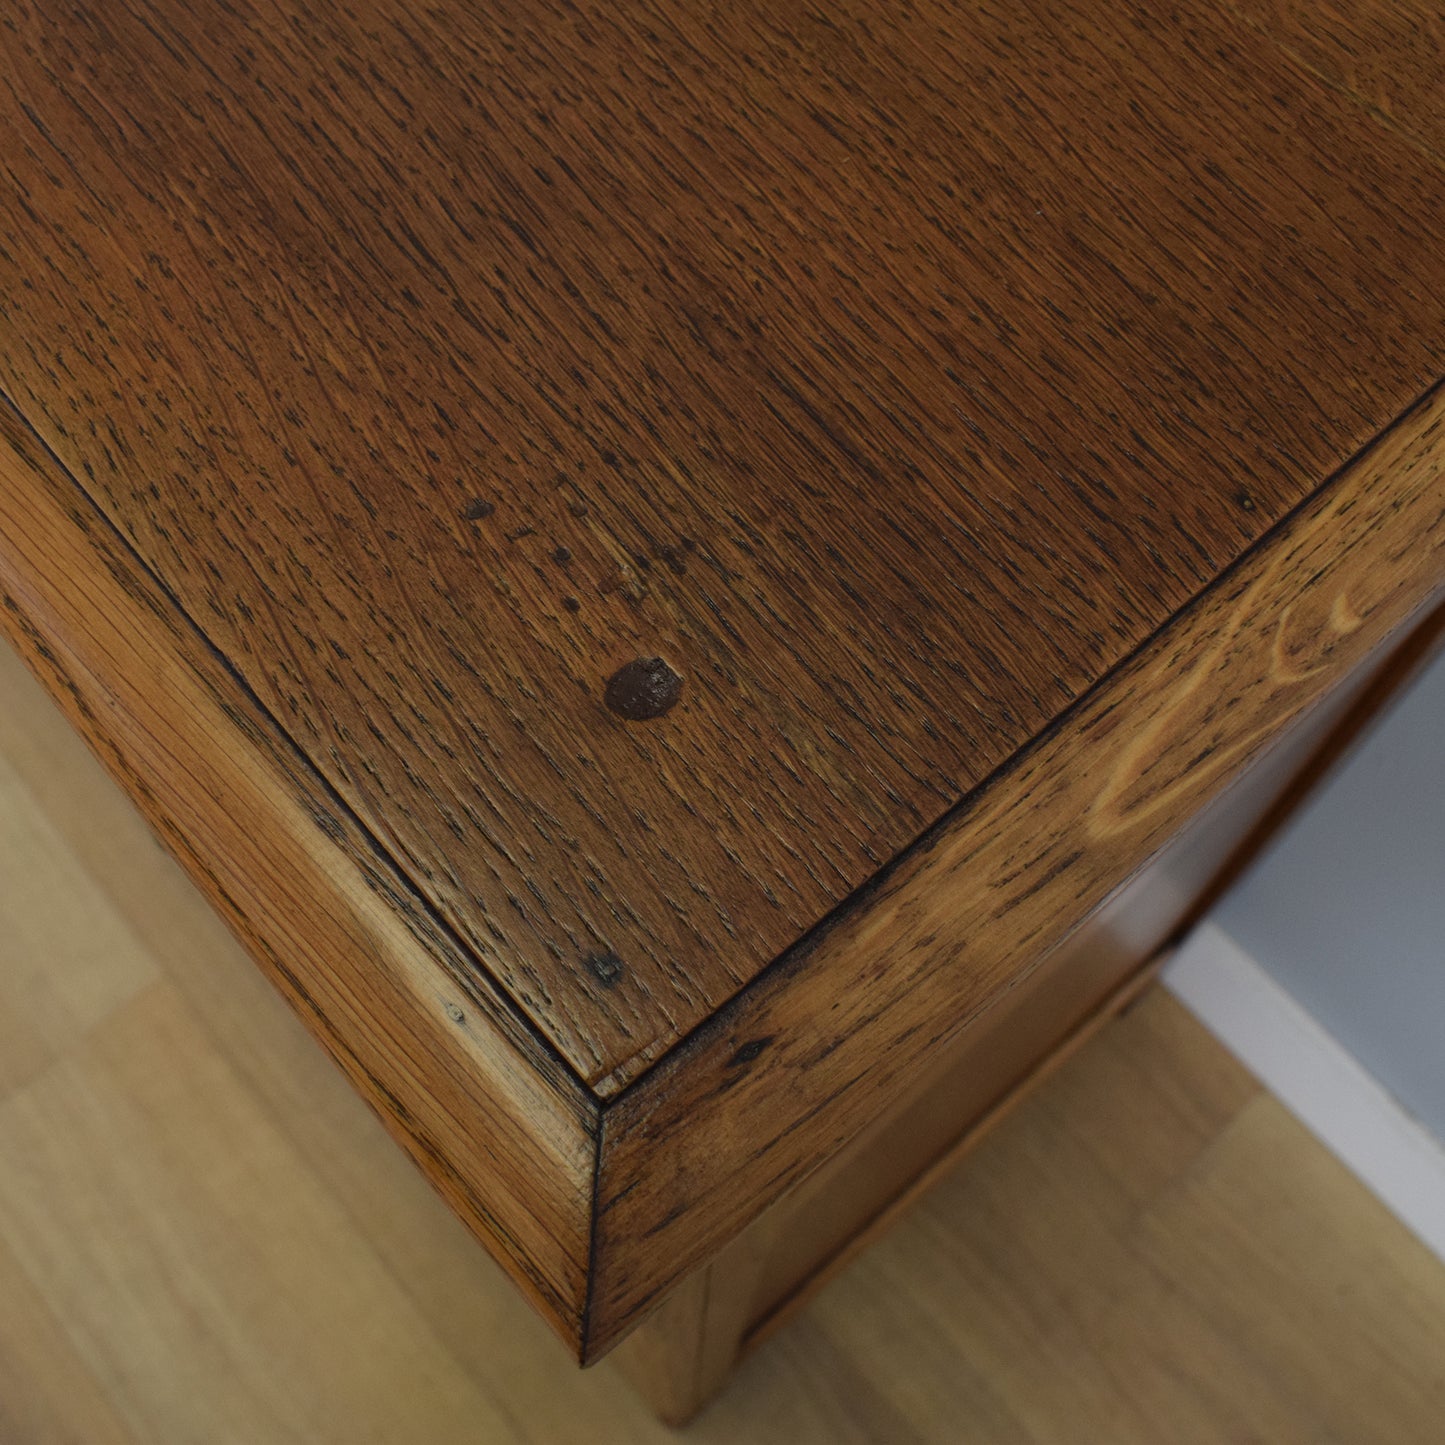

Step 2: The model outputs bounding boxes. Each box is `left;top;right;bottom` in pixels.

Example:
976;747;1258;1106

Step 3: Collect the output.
0;399;601;1352
584;383;1445;1360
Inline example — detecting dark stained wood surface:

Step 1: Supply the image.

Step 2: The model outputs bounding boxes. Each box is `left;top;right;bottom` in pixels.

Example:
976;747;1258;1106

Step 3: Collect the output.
4;0;1445;1087
1227;0;1445;160
588;385;1445;1356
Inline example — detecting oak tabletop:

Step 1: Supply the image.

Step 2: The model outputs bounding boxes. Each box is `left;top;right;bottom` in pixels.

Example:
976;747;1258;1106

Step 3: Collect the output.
2;0;1444;1358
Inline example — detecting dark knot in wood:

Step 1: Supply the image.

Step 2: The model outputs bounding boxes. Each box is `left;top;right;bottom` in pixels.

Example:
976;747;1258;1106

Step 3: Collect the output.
586;950;625;987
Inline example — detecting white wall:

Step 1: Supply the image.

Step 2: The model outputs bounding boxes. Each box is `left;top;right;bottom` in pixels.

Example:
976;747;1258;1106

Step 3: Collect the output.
1212;640;1445;1141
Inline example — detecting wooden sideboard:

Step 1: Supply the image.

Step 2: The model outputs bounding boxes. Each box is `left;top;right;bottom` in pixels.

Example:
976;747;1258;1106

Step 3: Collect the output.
2;0;1443;1422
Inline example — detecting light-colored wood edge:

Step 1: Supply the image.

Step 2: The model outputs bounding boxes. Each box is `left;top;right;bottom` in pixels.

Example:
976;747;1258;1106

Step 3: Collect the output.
0;400;601;1350
586;383;1445;1359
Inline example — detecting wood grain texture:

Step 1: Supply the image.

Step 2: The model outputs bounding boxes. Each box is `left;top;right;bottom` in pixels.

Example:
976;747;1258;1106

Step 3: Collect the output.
3;0;1445;1086
0;404;599;1347
589;383;1445;1357
1226;0;1445;161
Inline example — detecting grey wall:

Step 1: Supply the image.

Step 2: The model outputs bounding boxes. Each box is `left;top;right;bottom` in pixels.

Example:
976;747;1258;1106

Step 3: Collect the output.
1216;642;1445;1140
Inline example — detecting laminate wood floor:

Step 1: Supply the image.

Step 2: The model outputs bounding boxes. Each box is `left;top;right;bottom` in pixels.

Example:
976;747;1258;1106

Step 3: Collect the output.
3;636;1444;1444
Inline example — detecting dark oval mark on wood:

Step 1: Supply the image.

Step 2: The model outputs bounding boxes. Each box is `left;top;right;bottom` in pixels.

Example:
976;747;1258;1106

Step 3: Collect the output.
462;499;494;521
586;950;625;988
726;1036;774;1068
604;657;683;721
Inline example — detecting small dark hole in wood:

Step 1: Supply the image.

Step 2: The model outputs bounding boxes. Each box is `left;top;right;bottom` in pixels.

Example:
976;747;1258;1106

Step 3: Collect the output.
463;498;495;520
604;656;682;720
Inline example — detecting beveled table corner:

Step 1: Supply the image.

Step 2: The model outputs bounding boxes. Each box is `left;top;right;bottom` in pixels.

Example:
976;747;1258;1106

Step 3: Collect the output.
2;0;1444;1421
